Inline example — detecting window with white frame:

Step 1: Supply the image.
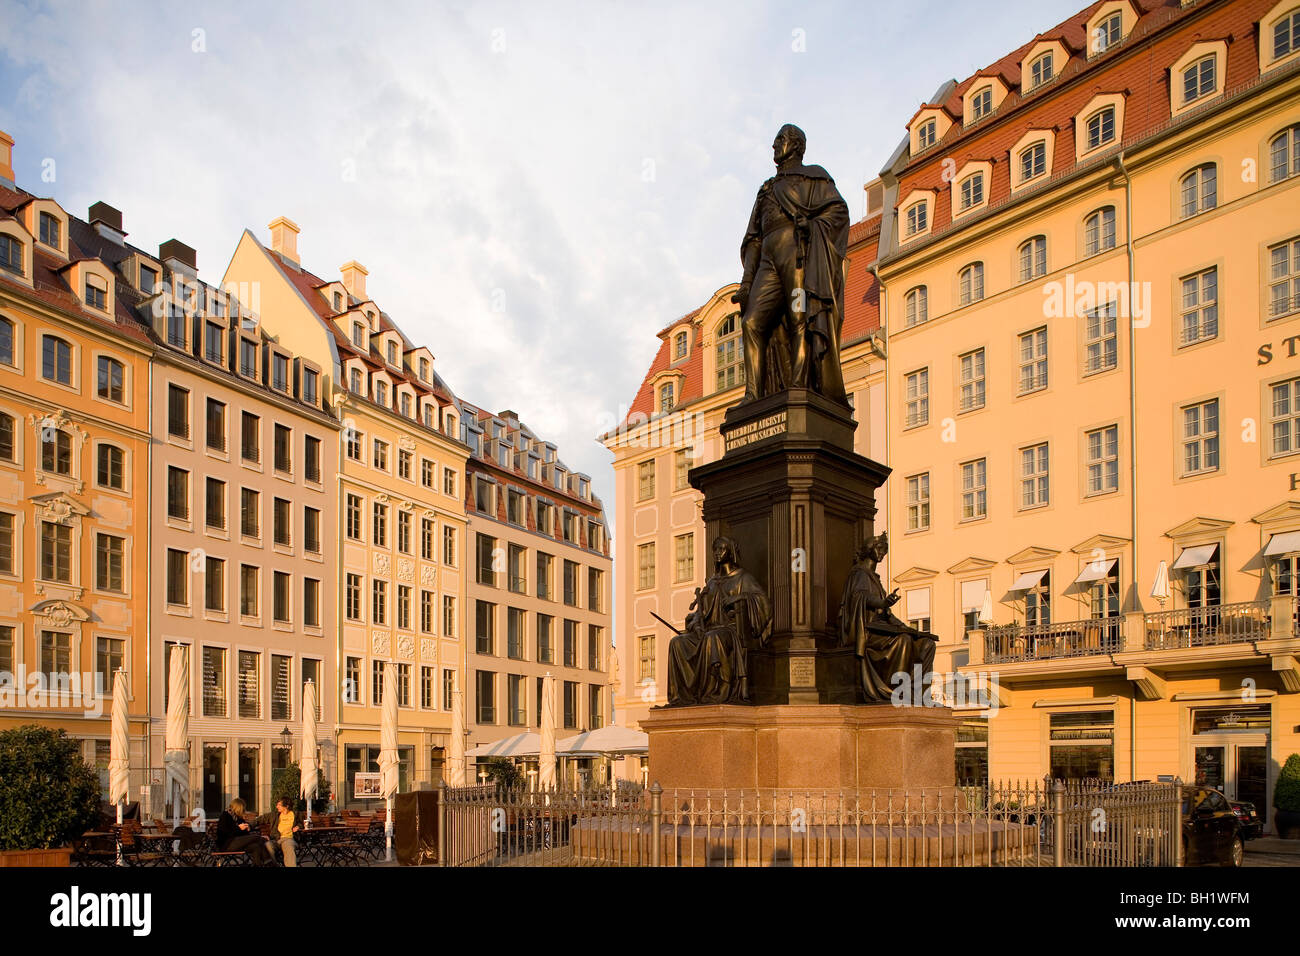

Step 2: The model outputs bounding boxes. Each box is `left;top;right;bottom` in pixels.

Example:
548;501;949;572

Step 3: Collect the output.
1180;164;1217;218
673;331;687;360
970;86;992;122
958;348;985;411
1020;142;1047;183
1086;425;1119;494
905;286;927;327
1271;124;1300;183
1085;107;1115;151
1181;399;1219;476
1019;236;1047;281
917;118;936;150
959;262;984;305
1084;301;1118;373
1019;327;1047;393
958;172;984;211
1271;236;1300;319
1029;52;1054;89
1084;206;1116;256
905;201;927;237
1275;9;1300;61
715;314;743;390
1092;12;1122;54
904;369;929;427
1020;443;1049;509
1182;55;1215;104
960;459;987;520
906;473;930;531
1180;268;1218;346
1270;376;1300;457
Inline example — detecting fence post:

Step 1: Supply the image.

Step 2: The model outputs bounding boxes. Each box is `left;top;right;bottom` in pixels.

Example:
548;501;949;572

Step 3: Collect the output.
1052;780;1065;868
437;781;447;867
649;781;663;868
1173;777;1184;868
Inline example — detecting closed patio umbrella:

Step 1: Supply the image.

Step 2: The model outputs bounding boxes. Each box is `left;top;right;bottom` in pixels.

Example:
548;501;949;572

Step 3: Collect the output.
379;662;399;861
163;645;190;831
1152;560;1170;607
109;669;130;866
300;679;318;828
539;673;557;791
978;589;995;626
447;677;466;787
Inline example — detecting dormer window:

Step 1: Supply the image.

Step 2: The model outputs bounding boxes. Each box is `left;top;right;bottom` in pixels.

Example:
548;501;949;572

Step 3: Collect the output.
271;353;290;393
958;172;984;211
1276;9;1300;60
673;331;687;360
352;322;365;350
139;265;157;294
423;404;435;428
239;337;258;379
204;320;224;363
1093;12;1122;54
660;382;675;412
1086;107;1116;151
400;392;412;417
1020;142;1047;181
419;357;429;381
38;212;61;249
917;118;936;150
333;291;342;311
0;235;23;276
350;368;363;394
1182;56;1215;104
1029;53;1054;90
166;307;186;347
375;381;389;406
970;87;992;122
387;341;399;366
302;368;318;406
905;201;927;237
85;276;108;311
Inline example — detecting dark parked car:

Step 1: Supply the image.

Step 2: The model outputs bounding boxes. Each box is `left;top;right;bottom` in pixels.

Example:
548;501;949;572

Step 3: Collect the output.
1182;786;1244;867
1228;799;1263;840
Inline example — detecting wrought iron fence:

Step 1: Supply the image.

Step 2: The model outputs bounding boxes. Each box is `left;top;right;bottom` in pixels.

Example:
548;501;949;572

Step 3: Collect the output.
985;618;1124;663
439;778;1181;867
1143;601;1270;649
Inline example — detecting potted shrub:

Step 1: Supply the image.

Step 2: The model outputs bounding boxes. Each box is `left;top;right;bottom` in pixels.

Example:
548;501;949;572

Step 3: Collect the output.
1275;753;1300;839
482;756;523;790
270;761;330;815
0;725;100;866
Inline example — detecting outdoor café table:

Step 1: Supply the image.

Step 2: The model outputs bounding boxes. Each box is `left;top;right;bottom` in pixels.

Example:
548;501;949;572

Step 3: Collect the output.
128;832;175;867
297;826;358;866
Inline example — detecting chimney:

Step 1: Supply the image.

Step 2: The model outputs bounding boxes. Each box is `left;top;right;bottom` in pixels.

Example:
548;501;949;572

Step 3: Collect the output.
340;260;368;301
89;202;126;244
0;131;14;188
864;178;884;218
268;216;300;264
159;239;198;277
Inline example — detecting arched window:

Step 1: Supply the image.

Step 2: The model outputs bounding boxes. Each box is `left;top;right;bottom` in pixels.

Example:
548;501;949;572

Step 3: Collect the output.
673;331;688;360
958;172;984;211
97;444;124;489
1270;124;1300;183
1029;52;1054;89
375;380;389;406
1182;55;1216;104
0;235;21;277
959;263;985;306
715;314;743;391
96;356;125;403
41;335;72;385
905;287;928;327
905;201;928;237
1180;164;1217;217
1019;142;1047;182
917;118;937;150
42;428;72;475
1084;206;1117;256
349;367;363;394
400;392;412;417
1019;237;1047;282
1085;107;1116;151
1093;12;1122;54
659;382;675;412
352;322;365;349
0;316;13;365
0;411;14;461
970;86;993;122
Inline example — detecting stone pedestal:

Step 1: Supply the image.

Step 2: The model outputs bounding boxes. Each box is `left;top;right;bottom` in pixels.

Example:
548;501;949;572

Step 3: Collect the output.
688;389;890;705
641;703;959;792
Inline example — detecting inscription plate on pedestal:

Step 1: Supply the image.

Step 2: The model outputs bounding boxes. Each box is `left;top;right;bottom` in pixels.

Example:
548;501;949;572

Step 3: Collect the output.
789;656;816;687
725;411;787;452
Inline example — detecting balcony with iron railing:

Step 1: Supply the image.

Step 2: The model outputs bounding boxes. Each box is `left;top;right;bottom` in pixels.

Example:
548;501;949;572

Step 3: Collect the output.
1143;600;1272;650
984;618;1125;664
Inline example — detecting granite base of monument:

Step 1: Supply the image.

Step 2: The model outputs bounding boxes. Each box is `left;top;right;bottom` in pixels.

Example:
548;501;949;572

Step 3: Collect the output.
640;702;959;792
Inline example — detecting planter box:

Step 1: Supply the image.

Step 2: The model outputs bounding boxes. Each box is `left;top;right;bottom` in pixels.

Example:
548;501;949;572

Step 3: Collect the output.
1276;809;1300;840
0;847;72;867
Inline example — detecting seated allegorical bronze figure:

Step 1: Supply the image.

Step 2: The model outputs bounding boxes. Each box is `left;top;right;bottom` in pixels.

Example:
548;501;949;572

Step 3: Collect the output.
666;536;772;706
838;532;938;703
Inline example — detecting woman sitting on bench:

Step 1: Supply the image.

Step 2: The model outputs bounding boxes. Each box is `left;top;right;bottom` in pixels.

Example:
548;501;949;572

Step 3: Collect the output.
215;798;274;865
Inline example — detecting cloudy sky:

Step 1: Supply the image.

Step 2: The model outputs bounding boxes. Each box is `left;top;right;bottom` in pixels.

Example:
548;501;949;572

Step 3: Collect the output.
0;0;1082;518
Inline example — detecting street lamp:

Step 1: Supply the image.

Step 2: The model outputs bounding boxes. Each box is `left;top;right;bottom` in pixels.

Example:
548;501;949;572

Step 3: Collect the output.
280;726;292;758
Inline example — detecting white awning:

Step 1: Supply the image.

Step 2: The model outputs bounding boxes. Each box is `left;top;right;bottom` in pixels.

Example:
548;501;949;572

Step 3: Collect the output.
1075;558;1118;583
1265;531;1300;556
1172;544;1219;570
1009;569;1048;592
960;580;988;613
905;588;930;620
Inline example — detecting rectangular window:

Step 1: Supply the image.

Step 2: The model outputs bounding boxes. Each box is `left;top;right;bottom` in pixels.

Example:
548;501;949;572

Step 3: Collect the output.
443;595;456;637
1182;399;1220;475
397;511;411;554
372;439;389;471
1268;237;1300;319
42;522;73;583
1049;711;1114;782
273;424;292;473
442;669;455;710
95;533;124;592
241;488;259;538
507;607;525;659
637;460;656;501
563;680;578;729
421;666;435;709
345;573;362;621
205;556;225;611
345;430;362;461
397;449;412;481
476;671;495;724
1273;377;1300;456
1018;328;1048;393
508;544;527;593
303;578;320;627
205;398;226;451
167;466;189;519
346;494;363;540
421;518;435;561
536;552;553;600
476;600;496;654
904;369;929;427
1020;443;1049;509
588;684;604;729
241;412;259;462
304;506;320;553
1084;301;1118;374
96;356;124;403
273;497;291;546
273;571;290;623
637;542;656;590
204;321;224;364
960;458;987;521
373;503;388;548
1086;425;1120;494
476;533;497;587
638;635;655;681
563;620;578;668
397;585;412;630
958;348;985;411
372;580;388;625
588;567;604;612
167;384;189;439
271;654;291;721
508;674;526;726
588;625;602;670
202;646;226;717
0;513;14;575
443;526;457;566
239;338;258;378
302;435;321;483
371;661;385;707
443;467;456;496
39;211;61;248
343;657;361;703
537;613;554;664
165;548;189;604
240;564;259;617
563;559;579;606
237;650;260;718
906;473;930;531
421;459;435;488
1180;268;1218;345
421;590;434;633
674;533;694;582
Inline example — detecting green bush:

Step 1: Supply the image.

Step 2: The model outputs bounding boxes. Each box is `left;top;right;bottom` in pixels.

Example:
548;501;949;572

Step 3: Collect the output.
270;762;330;813
483;757;523;789
0;725;100;850
1275;753;1300;812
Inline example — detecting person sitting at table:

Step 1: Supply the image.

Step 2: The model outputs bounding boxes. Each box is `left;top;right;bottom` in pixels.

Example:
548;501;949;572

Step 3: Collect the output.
257;798;302;867
169;812;206;853
216;798;274;865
